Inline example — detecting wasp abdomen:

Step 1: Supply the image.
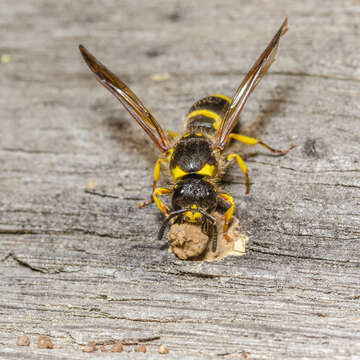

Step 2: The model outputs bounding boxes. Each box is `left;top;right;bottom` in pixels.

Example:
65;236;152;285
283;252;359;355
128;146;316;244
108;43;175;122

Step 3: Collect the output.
185;95;231;132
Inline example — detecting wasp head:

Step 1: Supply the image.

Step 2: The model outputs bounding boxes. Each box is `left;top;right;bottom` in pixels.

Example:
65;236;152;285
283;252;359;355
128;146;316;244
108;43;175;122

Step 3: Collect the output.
157;176;219;252
172;176;217;223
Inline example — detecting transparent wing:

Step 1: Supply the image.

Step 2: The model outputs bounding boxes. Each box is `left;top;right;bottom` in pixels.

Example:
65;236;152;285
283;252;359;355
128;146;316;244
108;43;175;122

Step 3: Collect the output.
215;18;288;149
79;45;171;153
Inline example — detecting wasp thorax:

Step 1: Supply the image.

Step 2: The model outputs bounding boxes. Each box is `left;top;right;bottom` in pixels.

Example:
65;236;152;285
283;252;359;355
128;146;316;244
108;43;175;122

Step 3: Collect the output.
170;134;217;178
172;177;217;213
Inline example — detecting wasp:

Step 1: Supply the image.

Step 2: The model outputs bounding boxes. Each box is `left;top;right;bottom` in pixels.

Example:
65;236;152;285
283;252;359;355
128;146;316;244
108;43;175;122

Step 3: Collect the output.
79;18;293;252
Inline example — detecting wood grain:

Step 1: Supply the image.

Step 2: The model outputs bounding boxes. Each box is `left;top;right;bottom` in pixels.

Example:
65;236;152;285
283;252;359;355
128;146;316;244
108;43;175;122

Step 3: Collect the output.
1;1;360;359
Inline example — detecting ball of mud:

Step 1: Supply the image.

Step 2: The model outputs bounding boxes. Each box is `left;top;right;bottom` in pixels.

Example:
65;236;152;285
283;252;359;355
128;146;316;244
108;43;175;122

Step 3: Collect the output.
167;223;209;260
166;214;248;261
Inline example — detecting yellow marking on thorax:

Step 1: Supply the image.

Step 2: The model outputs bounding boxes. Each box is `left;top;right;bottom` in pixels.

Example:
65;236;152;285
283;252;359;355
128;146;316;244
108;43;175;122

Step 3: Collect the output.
186;109;222;130
183;133;203;138
211;94;232;104
171;165;188;179
196;163;215;177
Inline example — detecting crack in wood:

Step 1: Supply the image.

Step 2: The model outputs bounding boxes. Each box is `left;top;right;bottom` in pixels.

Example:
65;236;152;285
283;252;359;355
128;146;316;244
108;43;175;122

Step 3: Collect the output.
64;331;161;346
176;271;222;279
0;147;67;155
94;336;161;346
249;247;359;265
258;227;360;240
2;252;47;273
0;227;123;239
84;189;120;199
247;160;360;174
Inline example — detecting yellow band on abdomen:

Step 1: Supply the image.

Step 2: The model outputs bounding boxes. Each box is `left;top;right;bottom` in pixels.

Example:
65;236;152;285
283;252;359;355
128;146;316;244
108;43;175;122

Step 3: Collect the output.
186;109;222;130
210;94;232;104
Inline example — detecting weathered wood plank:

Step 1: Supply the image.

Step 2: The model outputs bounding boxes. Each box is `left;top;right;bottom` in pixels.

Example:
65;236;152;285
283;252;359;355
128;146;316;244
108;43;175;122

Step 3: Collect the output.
1;1;360;359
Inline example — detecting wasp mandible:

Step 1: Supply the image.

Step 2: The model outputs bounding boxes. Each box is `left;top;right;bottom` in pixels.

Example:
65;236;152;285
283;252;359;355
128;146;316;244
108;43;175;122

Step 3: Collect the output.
79;18;293;252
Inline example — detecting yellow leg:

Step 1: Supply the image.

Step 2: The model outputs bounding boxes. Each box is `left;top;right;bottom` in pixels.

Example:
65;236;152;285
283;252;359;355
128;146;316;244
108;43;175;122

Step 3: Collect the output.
153;187;171;217
152;158;167;191
226;153;250;194
219;193;234;242
138;157;167;209
229;133;295;155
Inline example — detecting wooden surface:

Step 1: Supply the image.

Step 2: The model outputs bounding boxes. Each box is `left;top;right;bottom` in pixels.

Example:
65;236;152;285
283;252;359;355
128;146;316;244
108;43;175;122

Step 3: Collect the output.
1;1;360;359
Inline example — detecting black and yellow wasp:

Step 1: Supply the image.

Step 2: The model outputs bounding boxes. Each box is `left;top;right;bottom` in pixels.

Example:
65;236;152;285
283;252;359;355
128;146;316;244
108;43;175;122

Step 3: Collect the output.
79;18;293;252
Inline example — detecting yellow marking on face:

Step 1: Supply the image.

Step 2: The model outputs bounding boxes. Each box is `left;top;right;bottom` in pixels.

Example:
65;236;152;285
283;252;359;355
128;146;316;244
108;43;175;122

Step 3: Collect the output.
191;204;197;210
195;133;203;137
196;163;215;177
171;165;188;179
211;94;232;104
184;211;203;223
186;109;222;130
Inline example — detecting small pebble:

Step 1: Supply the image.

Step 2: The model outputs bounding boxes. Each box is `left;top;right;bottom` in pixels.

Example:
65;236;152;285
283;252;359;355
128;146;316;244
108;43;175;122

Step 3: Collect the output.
16;335;30;346
87;178;96;190
241;351;249;359
135;344;147;353
111;342;124;352
158;344;169;354
37;336;53;349
82;342;97;353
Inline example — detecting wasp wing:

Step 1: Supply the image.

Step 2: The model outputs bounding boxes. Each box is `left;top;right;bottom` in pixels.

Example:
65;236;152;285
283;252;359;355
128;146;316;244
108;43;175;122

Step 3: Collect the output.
79;45;171;153
215;18;288;149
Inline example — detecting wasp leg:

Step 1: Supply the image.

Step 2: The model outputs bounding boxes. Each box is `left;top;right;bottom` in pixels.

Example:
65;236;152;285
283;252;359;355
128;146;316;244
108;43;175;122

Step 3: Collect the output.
219;193;234;242
229;133;295;155
138;157;168;208
226;153;250;194
153;187;171;217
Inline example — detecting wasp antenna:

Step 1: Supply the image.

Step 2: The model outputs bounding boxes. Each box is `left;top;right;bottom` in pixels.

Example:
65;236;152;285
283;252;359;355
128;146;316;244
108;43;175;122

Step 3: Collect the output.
199;210;218;252
210;221;218;253
158;209;189;241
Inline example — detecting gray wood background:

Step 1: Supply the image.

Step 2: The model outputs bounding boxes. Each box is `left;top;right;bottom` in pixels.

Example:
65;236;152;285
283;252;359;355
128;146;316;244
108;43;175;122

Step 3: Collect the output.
1;1;360;359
